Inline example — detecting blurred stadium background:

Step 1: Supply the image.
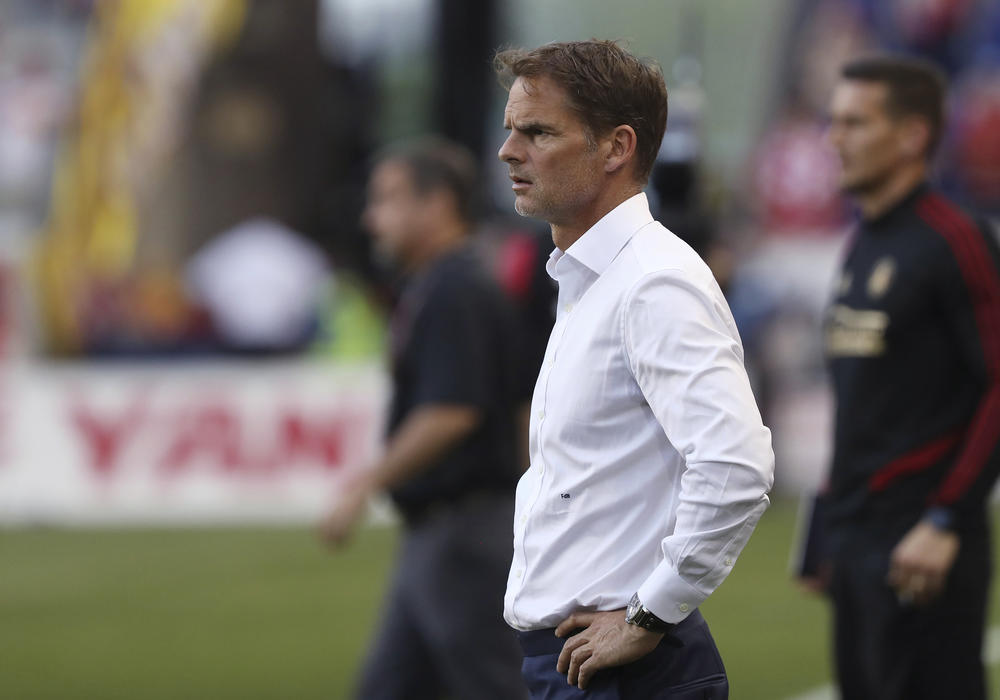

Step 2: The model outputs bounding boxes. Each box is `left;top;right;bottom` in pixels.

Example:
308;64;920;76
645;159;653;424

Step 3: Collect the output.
1;0;999;697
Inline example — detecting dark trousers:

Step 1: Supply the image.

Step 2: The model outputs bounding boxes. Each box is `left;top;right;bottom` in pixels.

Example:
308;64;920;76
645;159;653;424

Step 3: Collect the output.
516;609;728;699
355;493;527;700
830;529;990;700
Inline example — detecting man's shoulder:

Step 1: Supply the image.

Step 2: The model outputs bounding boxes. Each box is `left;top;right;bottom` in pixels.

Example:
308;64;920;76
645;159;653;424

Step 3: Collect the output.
419;252;516;331
904;190;1000;269
620;221;714;283
907;190;985;242
426;249;496;295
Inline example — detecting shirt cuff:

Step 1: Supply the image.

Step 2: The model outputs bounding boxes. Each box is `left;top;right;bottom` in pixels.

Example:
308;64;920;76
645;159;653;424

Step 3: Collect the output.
637;564;708;624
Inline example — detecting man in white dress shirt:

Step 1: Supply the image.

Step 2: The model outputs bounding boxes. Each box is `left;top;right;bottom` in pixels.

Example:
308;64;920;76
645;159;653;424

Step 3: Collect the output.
495;40;774;698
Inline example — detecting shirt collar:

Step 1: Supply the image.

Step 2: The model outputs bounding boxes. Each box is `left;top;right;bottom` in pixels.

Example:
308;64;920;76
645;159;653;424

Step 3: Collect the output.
563;192;653;275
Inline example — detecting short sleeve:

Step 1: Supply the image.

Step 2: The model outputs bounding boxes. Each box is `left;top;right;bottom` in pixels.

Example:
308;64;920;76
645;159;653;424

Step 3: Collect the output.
408;280;495;409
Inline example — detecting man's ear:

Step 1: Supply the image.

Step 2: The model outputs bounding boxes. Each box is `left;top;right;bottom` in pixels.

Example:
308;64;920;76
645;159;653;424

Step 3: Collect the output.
899;116;932;159
604;125;638;175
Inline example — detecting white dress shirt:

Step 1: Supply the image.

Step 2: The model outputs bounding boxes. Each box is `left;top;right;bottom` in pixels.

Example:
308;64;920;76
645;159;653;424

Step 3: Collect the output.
504;193;774;630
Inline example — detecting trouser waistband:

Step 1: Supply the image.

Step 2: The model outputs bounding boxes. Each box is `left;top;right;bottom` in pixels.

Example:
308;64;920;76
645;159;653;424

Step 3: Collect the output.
515;628;571;657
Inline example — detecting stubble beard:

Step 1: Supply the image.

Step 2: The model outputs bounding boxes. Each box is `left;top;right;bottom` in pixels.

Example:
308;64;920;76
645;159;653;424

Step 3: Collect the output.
371;239;400;271
512;167;598;227
513;189;546;220
512;181;582;225
839;169;882;198
837;149;901;198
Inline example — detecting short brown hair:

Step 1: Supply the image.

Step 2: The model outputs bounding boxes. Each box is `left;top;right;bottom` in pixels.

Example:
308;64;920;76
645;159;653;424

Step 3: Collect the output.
842;55;947;157
375;136;481;223
494;40;668;183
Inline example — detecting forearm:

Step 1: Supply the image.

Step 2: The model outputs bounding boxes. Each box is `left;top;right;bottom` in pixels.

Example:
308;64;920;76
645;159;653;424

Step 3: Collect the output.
639;483;770;622
929;384;1000;531
640;398;774;620
363;404;481;492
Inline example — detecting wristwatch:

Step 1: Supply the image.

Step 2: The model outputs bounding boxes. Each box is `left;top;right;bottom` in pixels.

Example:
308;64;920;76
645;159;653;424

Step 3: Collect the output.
624;593;676;634
923;506;956;532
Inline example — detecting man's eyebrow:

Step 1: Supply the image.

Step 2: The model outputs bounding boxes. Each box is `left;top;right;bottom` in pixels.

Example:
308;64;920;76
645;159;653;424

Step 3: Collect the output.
508;120;555;132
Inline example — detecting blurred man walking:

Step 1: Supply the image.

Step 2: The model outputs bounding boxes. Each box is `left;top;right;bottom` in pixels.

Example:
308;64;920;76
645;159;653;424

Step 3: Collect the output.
496;40;774;698
320;137;528;699
820;56;1000;699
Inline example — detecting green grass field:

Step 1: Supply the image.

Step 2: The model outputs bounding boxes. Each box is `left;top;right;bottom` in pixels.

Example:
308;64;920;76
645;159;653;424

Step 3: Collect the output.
1;499;996;699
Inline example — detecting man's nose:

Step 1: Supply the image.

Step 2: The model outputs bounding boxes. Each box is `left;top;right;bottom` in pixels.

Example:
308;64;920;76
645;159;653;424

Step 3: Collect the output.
498;132;521;164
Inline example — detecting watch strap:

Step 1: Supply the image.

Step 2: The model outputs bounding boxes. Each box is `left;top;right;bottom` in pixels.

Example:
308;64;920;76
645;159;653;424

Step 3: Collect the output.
624;593;676;634
924;506;956;532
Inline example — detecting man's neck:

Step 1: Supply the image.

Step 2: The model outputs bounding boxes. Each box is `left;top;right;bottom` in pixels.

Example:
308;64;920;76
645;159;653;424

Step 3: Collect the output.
406;223;467;274
551;183;643;251
856;163;928;221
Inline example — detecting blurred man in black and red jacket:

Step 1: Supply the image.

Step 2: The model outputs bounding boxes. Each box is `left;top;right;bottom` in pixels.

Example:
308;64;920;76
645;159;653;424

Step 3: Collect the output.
816;56;1000;700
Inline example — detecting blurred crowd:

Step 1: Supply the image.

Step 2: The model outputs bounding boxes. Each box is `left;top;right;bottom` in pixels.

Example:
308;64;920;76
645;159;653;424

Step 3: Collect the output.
2;0;380;358
0;0;997;455
727;0;1000;490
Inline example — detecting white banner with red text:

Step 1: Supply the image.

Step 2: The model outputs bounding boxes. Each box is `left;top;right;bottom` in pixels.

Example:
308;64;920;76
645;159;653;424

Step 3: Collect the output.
0;361;389;525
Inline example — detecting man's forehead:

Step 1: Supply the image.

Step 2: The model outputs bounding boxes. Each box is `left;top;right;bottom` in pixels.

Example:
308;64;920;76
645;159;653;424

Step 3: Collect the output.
370;160;412;190
504;76;574;119
833;80;889;108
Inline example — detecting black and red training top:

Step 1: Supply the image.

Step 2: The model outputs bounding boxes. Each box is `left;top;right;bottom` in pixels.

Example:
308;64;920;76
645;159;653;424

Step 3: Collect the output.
824;183;1000;545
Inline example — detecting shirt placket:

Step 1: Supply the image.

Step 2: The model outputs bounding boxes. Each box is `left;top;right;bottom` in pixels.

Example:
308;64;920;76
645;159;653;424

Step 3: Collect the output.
509;258;583;622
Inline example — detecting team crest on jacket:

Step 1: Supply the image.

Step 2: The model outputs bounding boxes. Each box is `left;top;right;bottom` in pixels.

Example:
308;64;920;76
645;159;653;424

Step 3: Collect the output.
867;257;896;299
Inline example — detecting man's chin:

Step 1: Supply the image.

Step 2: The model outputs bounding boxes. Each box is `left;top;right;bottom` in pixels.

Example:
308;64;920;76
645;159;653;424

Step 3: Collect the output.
371;243;401;270
838;173;879;197
513;194;543;219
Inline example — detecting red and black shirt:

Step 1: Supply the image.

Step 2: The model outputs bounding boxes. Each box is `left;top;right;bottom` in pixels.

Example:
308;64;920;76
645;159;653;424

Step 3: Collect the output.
824;183;1000;544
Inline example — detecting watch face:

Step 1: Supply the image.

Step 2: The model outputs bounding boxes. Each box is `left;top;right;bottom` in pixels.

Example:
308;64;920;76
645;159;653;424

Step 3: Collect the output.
625;594;641;623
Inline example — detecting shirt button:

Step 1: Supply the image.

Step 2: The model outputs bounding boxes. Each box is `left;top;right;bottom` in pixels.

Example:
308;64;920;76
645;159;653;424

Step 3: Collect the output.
537;410;545;420
515;569;524;579
563;302;574;313
724;557;734;567
678;603;690;613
